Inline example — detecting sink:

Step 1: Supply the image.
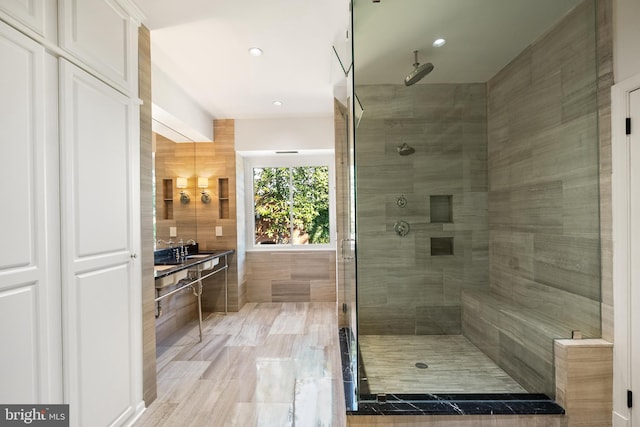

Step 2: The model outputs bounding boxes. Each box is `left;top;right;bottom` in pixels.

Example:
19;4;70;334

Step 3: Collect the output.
188;256;220;271
154;267;188;289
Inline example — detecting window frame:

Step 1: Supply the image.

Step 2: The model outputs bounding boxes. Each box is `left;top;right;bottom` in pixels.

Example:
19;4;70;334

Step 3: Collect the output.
244;153;336;251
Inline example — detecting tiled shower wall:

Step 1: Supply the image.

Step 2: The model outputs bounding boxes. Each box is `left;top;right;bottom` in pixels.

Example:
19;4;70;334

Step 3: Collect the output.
355;83;488;335
484;0;601;336
460;0;602;396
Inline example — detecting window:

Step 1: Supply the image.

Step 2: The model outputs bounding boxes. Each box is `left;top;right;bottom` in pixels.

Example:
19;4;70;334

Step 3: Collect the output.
246;155;334;249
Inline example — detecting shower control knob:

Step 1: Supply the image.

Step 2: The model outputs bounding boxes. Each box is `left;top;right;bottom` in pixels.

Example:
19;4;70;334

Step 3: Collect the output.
394;220;410;237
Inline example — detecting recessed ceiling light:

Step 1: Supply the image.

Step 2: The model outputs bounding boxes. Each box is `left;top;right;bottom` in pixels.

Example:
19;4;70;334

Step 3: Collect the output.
273;101;283;107
433;38;446;47
248;47;263;57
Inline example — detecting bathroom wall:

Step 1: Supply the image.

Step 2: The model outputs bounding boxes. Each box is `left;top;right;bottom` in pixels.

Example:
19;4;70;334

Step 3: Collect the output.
486;0;601;337
462;0;602;397
236;116;338;305
155;286;199;343
154;133;197;243
598;0;613;344
235;117;334;151
199;119;244;312
335;99;351;328
151;120;243;345
355;83;488;335
139;24;157;405
245;251;337;302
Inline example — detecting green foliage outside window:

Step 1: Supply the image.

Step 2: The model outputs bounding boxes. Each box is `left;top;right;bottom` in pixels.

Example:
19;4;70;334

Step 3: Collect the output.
254;166;329;245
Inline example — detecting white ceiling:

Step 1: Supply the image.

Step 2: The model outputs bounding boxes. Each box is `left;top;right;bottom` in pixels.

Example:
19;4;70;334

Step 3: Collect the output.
135;0;350;120
134;0;582;121
354;0;583;84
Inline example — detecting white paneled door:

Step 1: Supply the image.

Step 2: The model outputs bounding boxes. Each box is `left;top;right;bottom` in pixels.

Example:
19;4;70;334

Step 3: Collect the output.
0;0;46;36
58;0;139;94
59;59;141;427
0;20;62;404
630;87;640;427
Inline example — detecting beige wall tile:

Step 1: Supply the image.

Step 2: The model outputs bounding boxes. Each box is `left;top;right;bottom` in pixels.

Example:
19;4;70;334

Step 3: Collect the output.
355;83;488;335
246;251;337;303
555;339;613;427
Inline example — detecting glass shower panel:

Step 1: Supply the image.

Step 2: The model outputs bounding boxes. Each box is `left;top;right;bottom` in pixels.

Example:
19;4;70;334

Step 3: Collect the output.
333;22;358;409
352;0;600;399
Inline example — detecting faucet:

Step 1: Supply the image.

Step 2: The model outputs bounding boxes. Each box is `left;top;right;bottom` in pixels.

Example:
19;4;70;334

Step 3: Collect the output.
178;239;186;260
157;239;174;248
183;239;196;257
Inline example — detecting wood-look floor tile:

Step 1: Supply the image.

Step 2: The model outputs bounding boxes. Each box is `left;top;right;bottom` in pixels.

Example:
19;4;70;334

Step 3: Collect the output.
134;402;178;427
268;312;306;335
159;380;223;426
294;377;334;426
255;403;293;426
201;346;258;382
170;335;226;362
255;334;296;359
136;302;346;427
155;345;184;372
255;357;296;402
155;361;212;404
224;402;258;427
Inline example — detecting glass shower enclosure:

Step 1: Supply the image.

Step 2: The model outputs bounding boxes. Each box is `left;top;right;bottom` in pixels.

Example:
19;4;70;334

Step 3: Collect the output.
339;0;602;410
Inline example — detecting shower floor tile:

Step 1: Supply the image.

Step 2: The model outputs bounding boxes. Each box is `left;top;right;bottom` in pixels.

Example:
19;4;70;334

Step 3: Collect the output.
359;334;526;394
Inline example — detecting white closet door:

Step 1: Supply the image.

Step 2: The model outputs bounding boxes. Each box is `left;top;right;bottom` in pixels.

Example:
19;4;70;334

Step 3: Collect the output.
0;20;62;404
58;0;137;93
630;87;640;427
0;0;46;36
59;59;141;427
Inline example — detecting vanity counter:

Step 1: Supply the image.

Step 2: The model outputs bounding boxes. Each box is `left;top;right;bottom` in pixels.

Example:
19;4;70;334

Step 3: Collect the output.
154;249;234;280
154;249;234;342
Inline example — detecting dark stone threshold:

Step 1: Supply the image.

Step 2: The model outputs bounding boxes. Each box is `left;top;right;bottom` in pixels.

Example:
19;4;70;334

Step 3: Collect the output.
339;328;565;417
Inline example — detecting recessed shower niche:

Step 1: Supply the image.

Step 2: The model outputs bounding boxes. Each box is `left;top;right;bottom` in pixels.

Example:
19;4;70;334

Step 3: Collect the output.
429;195;453;223
430;237;454;256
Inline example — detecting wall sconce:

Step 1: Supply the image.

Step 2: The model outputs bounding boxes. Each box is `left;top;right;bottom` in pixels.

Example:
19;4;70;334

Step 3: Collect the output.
176;177;190;204
198;177;211;204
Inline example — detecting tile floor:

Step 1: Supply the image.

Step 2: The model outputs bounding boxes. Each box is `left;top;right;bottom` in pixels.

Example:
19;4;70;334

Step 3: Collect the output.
135;303;531;427
358;334;526;394
134;302;346;427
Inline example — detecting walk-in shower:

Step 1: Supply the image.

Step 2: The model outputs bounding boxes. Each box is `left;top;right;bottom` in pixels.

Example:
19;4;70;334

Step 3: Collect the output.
341;0;601;415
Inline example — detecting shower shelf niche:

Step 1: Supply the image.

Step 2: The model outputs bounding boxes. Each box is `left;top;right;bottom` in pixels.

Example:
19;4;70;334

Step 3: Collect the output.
430;195;453;223
431;237;454;256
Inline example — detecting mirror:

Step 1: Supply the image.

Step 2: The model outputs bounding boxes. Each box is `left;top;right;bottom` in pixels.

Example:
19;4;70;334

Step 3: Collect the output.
153;132;198;249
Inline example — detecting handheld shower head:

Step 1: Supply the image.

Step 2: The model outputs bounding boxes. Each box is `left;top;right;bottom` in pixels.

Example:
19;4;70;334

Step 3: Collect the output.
404;50;434;86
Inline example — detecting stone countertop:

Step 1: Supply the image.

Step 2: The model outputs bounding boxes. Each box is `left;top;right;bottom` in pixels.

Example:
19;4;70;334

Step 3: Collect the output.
154;249;234;280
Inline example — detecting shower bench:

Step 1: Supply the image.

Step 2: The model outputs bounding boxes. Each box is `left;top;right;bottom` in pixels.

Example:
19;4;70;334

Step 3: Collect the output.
461;289;583;396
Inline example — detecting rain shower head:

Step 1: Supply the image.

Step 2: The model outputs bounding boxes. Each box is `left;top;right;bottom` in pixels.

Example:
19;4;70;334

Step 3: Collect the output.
397;142;415;155
404;50;434;86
